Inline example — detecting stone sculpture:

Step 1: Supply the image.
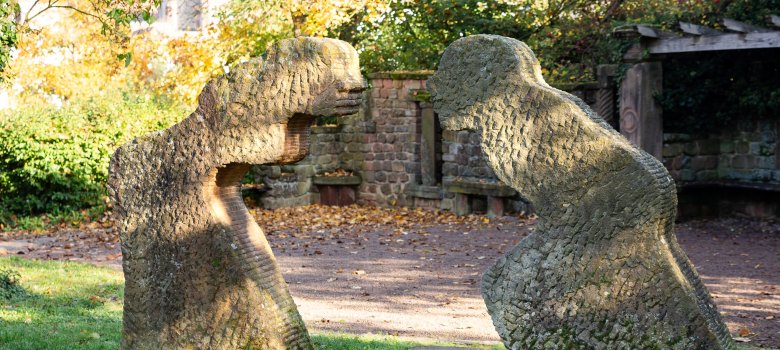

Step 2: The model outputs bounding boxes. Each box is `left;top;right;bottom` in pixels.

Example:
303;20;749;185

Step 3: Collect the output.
108;37;365;349
428;35;734;349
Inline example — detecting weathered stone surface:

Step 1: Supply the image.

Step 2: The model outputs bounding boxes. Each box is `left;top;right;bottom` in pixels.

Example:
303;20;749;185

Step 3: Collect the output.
429;35;734;349
108;37;365;349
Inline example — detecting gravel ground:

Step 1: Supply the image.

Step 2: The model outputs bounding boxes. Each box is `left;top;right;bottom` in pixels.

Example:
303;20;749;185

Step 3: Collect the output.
1;207;778;348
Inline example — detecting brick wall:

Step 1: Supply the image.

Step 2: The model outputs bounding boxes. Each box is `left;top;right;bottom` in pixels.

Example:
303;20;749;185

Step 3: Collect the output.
355;75;426;206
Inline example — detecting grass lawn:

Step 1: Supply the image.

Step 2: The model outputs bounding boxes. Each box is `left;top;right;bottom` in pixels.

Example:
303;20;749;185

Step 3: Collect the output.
0;256;759;350
0;257;499;350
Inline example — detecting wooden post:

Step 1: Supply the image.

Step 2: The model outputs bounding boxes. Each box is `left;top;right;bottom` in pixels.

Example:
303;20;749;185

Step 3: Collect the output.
487;196;505;218
619;62;663;159
420;104;438;186
596;64;617;126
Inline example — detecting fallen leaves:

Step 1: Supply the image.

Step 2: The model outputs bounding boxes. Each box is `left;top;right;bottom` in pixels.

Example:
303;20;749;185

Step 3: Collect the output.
320;168;353;177
253;204;528;236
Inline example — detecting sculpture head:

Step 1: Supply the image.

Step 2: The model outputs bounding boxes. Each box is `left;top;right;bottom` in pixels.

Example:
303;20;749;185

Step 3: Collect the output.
307;40;366;117
261;37;366;119
428;35;547;132
194;37;366;165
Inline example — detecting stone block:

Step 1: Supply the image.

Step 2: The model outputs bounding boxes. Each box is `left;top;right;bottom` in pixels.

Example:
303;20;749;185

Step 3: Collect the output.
757;156;774;169
749;142;762;155
691;156;717;171
680;169;695;182
295;165;315;177
663;133;691;142
671;155;689;170
696;139;720;155
456;131;470;143
696;170;718;181
755;169;772;181
732;155;749;169
296;180;311;195
662;144;683;158
761;130;776;143
453;193;471;216
735;142;749;154
719;141;734;154
388;173;399;183
683;142;698;156
718;155;731;169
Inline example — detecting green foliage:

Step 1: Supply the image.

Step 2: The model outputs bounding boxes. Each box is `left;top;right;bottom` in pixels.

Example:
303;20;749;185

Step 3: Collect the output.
214;0;292;66
0;90;190;226
660;50;780;134
0;257;503;349
0;0;18;74
0;268;25;300
0;257;124;350
332;0;536;73
332;0;777;85
312;333;502;349
722;0;780;25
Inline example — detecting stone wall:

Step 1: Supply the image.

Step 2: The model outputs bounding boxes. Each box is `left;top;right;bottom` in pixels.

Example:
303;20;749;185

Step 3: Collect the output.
247;126;341;209
249;72;430;209
663;119;779;185
248;73;597;215
246;71;780;218
356;75;425;207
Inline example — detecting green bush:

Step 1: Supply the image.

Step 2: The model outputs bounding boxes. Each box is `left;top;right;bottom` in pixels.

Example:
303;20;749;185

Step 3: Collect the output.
0;90;190;227
0;268;25;300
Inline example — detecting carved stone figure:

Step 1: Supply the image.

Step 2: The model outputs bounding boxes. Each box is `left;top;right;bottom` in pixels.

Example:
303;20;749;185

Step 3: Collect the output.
108;37;365;349
428;35;734;350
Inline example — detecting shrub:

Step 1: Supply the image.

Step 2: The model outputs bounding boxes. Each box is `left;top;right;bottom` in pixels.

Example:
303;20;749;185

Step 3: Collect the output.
0;89;190;226
0;268;25;300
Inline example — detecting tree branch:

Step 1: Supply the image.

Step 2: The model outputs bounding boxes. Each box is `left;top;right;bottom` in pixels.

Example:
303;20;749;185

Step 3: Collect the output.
22;0;41;23
50;5;107;25
600;0;625;23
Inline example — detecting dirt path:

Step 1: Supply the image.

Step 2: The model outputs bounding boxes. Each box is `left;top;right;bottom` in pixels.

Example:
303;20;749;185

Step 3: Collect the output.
1;206;778;348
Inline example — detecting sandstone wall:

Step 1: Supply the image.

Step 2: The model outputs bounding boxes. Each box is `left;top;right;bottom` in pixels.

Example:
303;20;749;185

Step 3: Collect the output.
249;73;596;215
663;119;780;185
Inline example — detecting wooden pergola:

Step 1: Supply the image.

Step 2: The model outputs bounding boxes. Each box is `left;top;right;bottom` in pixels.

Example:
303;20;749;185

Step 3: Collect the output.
606;16;780;159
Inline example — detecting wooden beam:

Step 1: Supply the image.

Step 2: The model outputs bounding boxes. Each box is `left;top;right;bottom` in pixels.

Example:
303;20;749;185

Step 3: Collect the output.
771;15;780;27
722;18;771;33
636;25;660;38
646;31;780;54
679;22;722;36
620;62;663;160
622;43;645;62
